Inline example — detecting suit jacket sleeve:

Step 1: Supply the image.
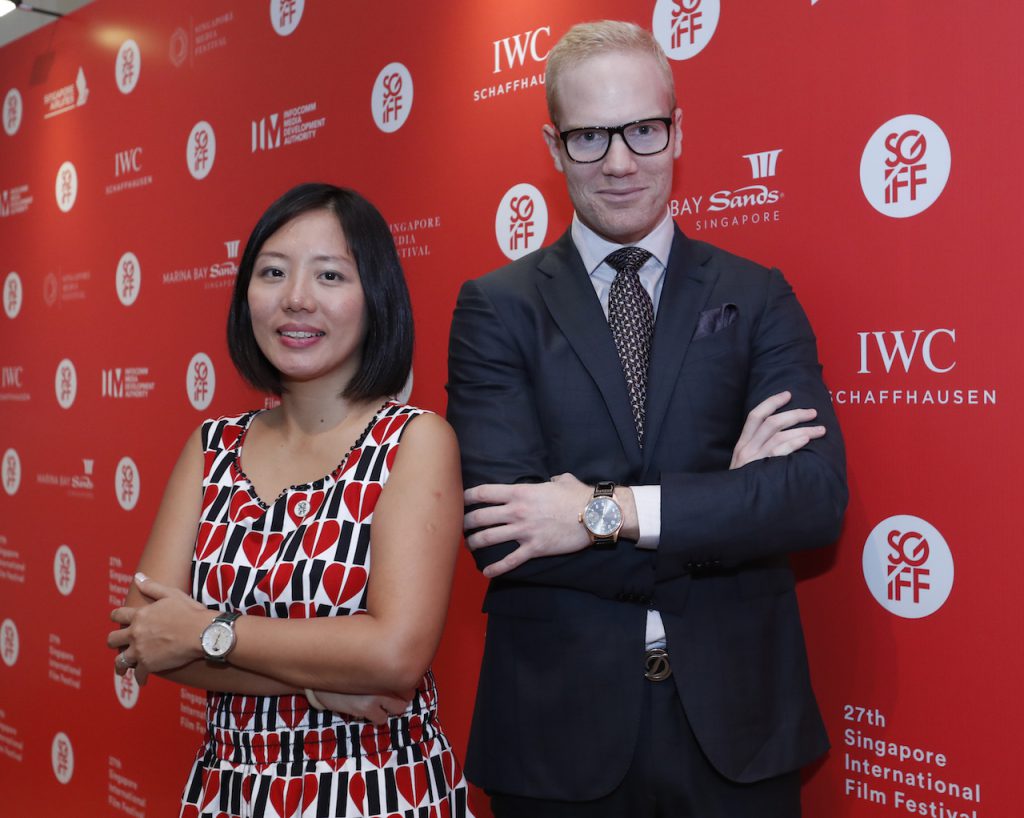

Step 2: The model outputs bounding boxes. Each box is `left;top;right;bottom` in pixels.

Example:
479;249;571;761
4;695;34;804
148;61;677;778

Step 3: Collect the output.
447;274;655;599
653;265;847;580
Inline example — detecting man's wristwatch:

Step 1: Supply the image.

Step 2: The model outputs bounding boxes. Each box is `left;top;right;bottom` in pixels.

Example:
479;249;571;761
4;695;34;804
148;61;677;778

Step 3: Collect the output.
200;611;241;662
579;481;623;548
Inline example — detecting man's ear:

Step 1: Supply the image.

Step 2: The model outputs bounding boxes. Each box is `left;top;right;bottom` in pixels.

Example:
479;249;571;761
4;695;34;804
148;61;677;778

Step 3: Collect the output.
542;124;565;173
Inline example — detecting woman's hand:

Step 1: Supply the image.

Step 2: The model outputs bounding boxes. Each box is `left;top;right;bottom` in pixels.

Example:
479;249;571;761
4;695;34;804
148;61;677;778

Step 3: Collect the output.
108;573;213;682
311;689;414;725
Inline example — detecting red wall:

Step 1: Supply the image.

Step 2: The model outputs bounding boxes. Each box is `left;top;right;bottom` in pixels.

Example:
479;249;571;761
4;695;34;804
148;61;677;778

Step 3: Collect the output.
1;1;1018;815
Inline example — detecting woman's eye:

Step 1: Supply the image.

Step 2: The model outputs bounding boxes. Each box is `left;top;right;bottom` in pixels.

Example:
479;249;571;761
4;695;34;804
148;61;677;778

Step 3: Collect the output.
321;271;340;282
260;267;284;278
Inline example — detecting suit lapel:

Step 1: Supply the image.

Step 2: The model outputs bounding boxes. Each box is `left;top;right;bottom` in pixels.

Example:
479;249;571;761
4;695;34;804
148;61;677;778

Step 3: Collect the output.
643;229;717;460
536;233;642;467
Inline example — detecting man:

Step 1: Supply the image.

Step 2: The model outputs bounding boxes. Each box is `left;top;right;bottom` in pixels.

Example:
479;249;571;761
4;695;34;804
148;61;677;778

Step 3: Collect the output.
447;21;846;817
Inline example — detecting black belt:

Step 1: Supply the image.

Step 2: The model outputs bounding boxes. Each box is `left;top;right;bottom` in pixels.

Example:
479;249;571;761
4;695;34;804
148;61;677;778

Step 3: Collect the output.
644;648;672;681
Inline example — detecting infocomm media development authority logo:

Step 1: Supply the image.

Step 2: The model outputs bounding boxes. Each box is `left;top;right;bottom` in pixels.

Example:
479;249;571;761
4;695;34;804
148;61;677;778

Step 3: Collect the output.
862;515;954;619
860;115;950;218
495;183;547;261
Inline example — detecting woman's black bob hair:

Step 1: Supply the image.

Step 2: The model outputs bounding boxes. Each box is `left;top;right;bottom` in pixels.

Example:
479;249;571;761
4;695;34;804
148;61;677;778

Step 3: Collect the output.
227;183;413;401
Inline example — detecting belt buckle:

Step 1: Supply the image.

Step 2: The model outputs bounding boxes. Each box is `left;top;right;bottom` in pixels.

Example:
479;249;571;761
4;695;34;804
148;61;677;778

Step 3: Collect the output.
644;648;672;682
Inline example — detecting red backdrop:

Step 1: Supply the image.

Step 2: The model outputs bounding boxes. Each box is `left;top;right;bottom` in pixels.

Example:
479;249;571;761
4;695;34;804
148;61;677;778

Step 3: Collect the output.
1;1;1018;815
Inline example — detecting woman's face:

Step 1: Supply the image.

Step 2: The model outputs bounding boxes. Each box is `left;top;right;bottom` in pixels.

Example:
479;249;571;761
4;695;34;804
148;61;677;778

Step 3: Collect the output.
247;208;367;390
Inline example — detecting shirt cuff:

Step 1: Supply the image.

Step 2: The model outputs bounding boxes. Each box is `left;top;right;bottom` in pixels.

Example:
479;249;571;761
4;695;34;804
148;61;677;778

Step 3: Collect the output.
630;485;661;549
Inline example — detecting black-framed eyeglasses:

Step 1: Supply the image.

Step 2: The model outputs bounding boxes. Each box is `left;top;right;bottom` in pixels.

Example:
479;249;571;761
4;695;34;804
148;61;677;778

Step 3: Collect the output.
558;117;673;164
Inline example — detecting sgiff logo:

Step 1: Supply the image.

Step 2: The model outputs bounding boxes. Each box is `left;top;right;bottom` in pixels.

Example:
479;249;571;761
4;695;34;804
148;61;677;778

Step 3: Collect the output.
55;358;78;410
495;183;548;261
115;666;140;709
4;271;22;318
653;0;720;61
116;456;140;511
188;352;216;411
117;251;141;307
863;514;954;619
270;0;304;37
55;161;78;213
187;121;216;180
2;448;20;495
372;63;414;133
3;88;22;136
1;618;18;666
52;732;74;784
54;544;76;596
861;114;950;218
116;39;141;94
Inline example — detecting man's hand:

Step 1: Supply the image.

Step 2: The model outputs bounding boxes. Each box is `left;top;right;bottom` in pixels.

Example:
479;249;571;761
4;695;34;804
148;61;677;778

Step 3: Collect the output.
463;473;603;578
730;391;825;470
312;690;414;725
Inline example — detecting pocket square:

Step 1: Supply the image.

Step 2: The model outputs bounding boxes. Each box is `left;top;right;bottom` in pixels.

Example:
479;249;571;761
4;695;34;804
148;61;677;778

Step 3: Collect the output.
693;303;738;340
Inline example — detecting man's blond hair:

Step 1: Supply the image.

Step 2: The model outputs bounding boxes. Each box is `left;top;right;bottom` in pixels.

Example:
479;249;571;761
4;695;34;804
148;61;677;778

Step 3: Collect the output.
545;20;676;126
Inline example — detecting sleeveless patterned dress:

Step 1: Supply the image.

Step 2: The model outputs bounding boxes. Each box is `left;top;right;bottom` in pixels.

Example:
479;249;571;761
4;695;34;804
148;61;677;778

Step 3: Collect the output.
180;401;472;818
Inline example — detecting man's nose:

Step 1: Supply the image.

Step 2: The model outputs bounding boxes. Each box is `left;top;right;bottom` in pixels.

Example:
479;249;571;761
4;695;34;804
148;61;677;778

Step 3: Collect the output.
601;133;637;175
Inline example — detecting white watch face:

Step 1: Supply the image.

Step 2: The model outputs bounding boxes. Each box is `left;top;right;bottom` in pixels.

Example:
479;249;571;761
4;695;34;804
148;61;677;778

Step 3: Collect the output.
584;496;622;536
202;621;234;658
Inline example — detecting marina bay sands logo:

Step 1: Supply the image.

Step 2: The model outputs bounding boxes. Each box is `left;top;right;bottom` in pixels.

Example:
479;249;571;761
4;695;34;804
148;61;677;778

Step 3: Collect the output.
116;252;141;306
55;358;78;409
187;352;216;411
55;161;78;213
270;0;304;36
653;0;720;60
496;183;547;260
860;115;950;218
2;448;20;495
186;121;216;180
372;63;414;133
4;271;22;318
3;88;22;136
116;39;141;94
862;515;954;619
116;456;140;511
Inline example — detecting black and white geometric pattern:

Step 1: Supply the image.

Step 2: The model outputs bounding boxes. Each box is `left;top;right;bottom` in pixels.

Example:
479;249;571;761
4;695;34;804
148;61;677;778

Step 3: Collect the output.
606;246;654;447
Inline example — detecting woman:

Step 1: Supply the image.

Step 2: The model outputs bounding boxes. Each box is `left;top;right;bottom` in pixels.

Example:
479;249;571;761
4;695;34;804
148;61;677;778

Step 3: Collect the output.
108;183;472;818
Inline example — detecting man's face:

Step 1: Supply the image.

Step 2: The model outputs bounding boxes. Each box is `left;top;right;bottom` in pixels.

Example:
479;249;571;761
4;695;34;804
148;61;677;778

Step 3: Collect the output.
543;51;682;245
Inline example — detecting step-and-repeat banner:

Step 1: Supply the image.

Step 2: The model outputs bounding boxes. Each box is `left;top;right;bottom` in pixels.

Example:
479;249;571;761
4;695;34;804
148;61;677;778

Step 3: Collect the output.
1;1;1018;815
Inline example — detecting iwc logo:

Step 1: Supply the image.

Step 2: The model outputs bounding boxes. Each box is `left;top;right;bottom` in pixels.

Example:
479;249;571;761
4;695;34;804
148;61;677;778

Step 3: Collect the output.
186;121;216;180
115;39;141;94
187;352;216;411
4;271;22;318
115;456;140;511
54;358;78;409
3;88;22;136
860;114;950;218
55;161;78;213
270;0;304;37
495;183;547;260
372;63;414;133
862;514;954;619
116;252;141;306
653;0;720;61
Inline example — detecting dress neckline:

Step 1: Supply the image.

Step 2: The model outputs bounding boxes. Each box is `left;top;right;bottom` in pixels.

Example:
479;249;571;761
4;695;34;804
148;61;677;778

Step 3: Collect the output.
232;399;392;510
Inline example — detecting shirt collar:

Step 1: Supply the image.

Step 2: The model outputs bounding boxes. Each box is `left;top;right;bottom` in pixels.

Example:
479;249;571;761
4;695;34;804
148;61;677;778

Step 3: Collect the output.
571;209;675;277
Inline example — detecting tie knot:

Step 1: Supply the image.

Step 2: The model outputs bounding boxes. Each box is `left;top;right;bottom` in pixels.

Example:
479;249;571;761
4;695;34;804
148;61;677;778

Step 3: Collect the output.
604;246;652;277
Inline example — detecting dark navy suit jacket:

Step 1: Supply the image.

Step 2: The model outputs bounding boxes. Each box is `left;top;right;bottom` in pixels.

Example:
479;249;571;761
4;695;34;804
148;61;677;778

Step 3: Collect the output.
446;227;847;799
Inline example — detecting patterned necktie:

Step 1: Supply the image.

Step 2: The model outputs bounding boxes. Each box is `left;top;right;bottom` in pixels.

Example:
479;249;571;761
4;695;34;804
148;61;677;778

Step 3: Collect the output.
605;246;654;447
